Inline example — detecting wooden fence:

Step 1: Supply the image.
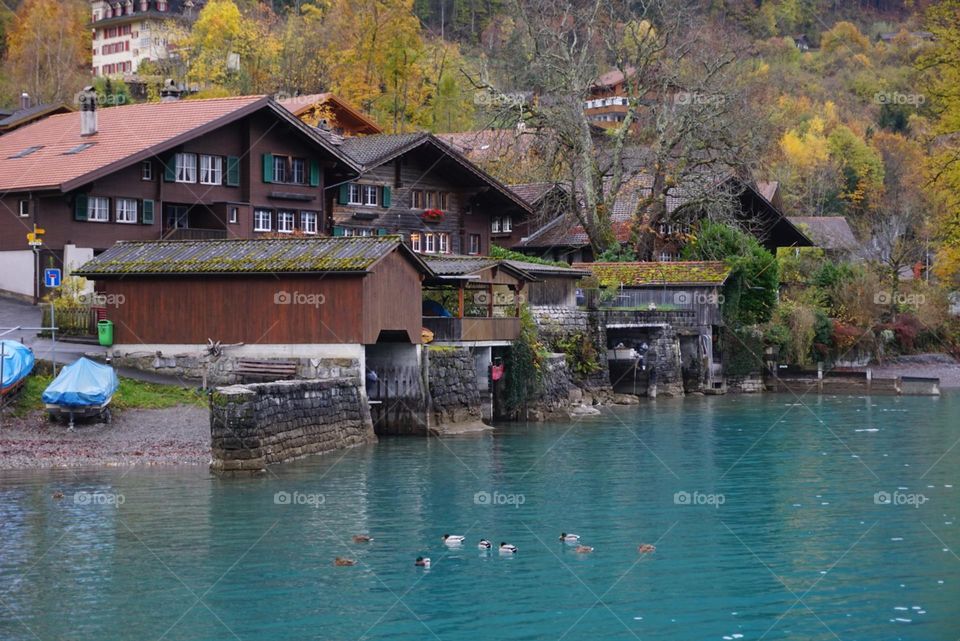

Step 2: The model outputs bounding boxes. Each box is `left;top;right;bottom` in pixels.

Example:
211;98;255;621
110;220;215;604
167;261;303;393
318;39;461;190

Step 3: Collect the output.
367;365;427;436
40;304;101;337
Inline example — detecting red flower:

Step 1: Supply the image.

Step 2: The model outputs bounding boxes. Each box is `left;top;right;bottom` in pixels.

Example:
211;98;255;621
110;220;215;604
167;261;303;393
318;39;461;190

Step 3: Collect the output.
421;209;444;222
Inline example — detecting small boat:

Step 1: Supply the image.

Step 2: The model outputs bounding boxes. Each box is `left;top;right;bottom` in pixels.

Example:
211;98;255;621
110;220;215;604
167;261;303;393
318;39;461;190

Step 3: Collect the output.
0;340;35;400
42;357;119;430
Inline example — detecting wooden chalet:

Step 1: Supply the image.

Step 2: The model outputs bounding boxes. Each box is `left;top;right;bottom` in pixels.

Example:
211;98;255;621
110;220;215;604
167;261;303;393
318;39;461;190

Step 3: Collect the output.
327;132;533;258
0;93;362;301
278;93;383;136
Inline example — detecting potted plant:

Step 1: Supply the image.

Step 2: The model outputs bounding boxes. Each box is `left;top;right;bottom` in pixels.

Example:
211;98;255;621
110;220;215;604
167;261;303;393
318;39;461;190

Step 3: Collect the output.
421;208;444;222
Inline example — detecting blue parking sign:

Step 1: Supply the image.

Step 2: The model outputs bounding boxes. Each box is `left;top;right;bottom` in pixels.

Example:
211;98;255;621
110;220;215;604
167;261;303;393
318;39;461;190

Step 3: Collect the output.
44;268;61;288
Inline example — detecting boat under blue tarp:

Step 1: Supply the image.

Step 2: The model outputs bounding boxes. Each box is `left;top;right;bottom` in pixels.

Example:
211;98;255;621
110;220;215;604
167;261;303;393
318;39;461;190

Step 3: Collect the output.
0;340;35;395
42;357;118;408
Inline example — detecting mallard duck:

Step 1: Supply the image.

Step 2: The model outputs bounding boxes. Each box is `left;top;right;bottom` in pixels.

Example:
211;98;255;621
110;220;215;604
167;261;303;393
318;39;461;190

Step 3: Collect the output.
638;543;656;554
442;534;465;546
575;545;594;553
478;539;492;550
499;542;518;554
352;535;373;543
415;556;431;567
334;557;356;566
559;533;580;543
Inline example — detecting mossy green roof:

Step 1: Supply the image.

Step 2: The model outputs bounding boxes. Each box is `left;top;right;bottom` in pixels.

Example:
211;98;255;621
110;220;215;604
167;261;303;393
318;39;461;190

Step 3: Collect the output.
574;261;732;287
74;237;422;277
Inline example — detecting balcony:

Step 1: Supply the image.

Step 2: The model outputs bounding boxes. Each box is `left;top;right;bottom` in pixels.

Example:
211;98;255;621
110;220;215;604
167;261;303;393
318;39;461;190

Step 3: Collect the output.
423;317;520;343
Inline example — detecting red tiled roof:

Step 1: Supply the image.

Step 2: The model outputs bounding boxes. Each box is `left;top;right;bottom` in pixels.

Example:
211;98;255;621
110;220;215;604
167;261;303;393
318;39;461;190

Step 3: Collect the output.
575;261;731;287
0;96;272;192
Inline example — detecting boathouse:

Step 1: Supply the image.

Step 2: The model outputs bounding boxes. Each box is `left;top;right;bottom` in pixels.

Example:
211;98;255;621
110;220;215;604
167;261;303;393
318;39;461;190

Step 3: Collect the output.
74;236;432;386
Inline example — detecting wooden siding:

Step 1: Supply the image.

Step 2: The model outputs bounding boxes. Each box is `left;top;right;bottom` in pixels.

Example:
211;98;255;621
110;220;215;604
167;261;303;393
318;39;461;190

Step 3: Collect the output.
423;317;520;342
99;262;423;345
362;249;424;343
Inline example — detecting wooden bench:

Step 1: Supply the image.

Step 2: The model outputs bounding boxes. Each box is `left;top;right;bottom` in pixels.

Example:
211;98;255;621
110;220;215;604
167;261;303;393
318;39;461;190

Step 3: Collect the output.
235;359;298;381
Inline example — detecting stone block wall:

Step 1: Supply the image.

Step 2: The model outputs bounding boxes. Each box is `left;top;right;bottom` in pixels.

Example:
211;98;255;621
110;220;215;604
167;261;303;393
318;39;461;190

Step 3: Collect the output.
108;348;360;386
531;306;611;392
646;326;684;397
425;347;483;431
210;378;375;474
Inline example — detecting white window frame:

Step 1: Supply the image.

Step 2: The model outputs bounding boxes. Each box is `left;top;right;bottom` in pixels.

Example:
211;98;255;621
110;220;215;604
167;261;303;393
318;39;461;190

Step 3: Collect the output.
410;232;421;252
301;211;317;234
273;155;288;183
362;185;379;206
492;217;502;233
438;192;448;210
348;183;363;205
229;206;238;224
277;210;295;234
115;198;138;223
253;209;272;232
438;232;449;254
199;154;222;185
175;152;197;183
424;233;436;254
18;200;29;217
88;196;110;222
141;160;153;181
291;158;306;185
412;190;424;209
502;216;512;233
469;234;480;255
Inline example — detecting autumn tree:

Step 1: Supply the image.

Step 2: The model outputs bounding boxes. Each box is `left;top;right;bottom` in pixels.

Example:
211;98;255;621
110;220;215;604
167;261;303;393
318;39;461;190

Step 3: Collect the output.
1;0;90;105
920;0;960;286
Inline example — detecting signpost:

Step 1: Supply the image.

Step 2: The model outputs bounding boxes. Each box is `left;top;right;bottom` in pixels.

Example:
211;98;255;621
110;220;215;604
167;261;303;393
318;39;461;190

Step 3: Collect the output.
44;268;61;288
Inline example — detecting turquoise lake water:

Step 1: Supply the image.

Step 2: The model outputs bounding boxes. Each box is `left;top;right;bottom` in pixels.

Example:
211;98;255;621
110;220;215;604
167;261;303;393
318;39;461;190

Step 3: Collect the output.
1;393;959;640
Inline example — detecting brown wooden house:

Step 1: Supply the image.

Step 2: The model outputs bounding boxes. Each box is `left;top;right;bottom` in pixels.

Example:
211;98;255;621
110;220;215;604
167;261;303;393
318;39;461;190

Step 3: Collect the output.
326;132;533;258
278;93;383;136
74;236;431;347
0;93;361;301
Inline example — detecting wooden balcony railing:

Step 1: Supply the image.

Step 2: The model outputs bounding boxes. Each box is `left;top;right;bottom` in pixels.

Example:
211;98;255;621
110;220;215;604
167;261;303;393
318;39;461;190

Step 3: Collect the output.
423;317;520;342
163;227;228;241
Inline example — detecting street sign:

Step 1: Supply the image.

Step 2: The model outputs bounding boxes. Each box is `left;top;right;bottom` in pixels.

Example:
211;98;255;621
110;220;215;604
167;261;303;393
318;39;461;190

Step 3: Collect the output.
44;268;61;288
26;232;42;247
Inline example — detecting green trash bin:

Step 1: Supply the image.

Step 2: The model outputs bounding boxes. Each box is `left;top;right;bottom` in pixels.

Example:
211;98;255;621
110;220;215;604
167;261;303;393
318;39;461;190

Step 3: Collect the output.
97;320;114;347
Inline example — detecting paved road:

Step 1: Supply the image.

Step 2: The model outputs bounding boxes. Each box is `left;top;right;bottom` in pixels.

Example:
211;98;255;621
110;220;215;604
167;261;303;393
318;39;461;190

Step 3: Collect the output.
0;297;189;386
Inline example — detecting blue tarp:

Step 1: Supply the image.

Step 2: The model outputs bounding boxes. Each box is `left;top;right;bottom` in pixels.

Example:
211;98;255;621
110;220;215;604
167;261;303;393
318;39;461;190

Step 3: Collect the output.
0;340;34;390
42;357;118;407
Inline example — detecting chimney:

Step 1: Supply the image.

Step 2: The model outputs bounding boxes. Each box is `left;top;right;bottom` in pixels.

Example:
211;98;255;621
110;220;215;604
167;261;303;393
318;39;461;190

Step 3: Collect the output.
20;93;30;111
160;79;181;102
80;86;98;136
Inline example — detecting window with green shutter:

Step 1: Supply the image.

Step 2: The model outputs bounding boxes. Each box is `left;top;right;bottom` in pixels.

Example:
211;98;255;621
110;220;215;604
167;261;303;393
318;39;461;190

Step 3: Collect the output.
309;159;320;187
141;199;155;225
381;186;392;208
262;153;274;183
74;193;88;221
332;226;345;236
337;183;349;205
226;156;240;186
377;228;388;236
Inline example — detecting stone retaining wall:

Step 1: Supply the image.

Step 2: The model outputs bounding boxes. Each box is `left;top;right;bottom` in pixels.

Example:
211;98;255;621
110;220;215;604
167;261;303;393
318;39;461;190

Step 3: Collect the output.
209;378;375;475
425;347;483;431
531;306;611;392
108;347;360;386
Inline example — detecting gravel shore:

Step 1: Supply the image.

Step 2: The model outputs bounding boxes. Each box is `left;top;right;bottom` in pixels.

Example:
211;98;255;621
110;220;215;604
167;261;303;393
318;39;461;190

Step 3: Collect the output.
0;405;210;469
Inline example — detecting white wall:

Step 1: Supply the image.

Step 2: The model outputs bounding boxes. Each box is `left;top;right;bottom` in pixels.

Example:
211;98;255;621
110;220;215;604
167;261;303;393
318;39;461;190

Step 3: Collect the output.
0;250;35;298
63;245;95;295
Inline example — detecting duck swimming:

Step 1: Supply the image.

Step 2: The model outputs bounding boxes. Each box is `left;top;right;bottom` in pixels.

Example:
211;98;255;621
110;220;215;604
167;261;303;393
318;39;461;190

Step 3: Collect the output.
499;542;518;554
442;534;465;546
575;545;594;553
478;539;492;550
415;556;431;568
334;557;356;566
51;491;64;500
559;533;580;543
638;543;656;554
352;535;373;543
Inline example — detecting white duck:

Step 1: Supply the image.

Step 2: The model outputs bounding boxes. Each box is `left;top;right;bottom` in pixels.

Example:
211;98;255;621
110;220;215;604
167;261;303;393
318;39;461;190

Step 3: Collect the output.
443;534;465;546
478;539;492;550
559;533;581;544
499;542;518;554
